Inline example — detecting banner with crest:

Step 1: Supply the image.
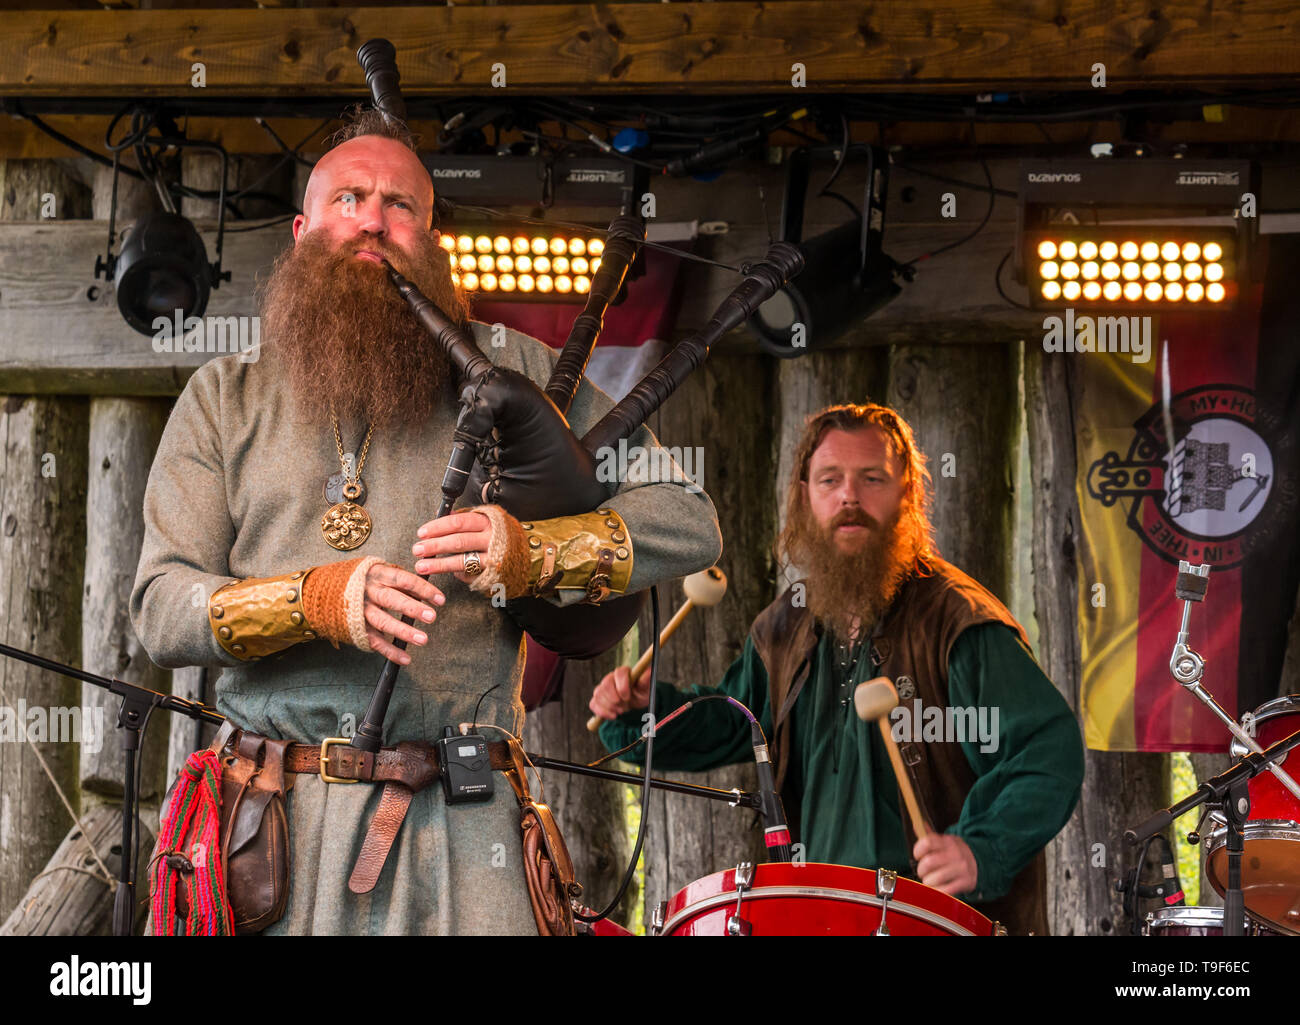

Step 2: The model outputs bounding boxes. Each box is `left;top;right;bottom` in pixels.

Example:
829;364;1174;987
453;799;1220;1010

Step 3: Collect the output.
1076;235;1300;751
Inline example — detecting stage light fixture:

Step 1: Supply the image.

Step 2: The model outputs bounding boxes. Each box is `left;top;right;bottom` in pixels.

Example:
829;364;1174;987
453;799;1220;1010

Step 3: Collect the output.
1017;158;1256;311
1024;229;1237;309
748;145;910;357
442;227;607;300
93;125;231;336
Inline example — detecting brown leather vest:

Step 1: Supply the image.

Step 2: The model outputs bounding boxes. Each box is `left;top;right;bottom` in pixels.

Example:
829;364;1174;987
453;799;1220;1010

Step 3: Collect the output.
750;557;1050;936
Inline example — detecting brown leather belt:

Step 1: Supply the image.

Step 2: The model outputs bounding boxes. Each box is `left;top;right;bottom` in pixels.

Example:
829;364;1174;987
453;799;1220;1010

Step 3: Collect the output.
220;728;515;895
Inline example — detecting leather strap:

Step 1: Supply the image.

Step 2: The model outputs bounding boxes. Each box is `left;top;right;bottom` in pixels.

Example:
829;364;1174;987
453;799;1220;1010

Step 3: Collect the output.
280;738;513;782
348;782;416;894
217;729;514;895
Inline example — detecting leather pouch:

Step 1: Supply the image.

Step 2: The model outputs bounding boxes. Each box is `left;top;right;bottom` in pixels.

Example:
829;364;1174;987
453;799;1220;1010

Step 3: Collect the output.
159;724;295;934
503;736;579;936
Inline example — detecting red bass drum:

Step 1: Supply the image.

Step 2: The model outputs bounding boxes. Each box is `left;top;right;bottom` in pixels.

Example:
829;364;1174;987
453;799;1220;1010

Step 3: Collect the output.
660;862;1002;936
1205;695;1300;936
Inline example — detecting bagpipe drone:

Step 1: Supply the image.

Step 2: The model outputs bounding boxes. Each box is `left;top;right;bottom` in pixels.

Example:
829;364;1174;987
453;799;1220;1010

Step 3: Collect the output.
349;39;805;754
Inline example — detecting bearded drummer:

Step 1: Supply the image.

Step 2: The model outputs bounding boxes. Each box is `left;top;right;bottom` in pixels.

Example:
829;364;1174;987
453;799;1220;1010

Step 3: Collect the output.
590;403;1085;935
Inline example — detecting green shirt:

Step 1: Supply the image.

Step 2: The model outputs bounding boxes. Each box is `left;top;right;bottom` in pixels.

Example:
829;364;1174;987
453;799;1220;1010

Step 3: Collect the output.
599;621;1083;902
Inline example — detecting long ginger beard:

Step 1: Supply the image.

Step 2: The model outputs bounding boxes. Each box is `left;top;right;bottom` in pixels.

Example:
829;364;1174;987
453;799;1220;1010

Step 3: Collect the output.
259;228;472;429
783;502;924;637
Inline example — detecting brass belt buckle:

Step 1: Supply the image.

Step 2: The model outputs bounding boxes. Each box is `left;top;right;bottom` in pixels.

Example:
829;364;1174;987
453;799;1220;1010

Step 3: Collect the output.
320;737;360;784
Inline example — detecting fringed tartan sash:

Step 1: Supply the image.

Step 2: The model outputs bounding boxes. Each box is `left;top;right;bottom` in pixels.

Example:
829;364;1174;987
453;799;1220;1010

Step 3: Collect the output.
150;749;234;936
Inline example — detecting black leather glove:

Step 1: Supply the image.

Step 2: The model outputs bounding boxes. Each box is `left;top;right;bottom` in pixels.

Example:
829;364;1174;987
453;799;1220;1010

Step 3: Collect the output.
464;366;611;521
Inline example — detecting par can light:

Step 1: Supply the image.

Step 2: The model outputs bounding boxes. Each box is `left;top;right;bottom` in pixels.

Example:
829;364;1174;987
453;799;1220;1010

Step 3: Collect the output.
114;211;215;335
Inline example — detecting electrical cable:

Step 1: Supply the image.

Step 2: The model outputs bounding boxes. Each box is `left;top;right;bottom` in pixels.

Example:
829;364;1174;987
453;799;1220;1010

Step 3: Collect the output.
588;693;739;768
573;585;660;925
252;115;324;169
899;142;995;270
994;248;1033;311
472;723;545;801
1125;832;1155;935
129;702;155;922
893;162;1018;199
18;108;146;180
221;214;298;233
470;682;501;735
812;111;862;220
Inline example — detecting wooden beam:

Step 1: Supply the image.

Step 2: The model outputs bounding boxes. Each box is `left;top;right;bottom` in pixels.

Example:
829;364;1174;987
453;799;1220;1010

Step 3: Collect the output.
3;3;1300;97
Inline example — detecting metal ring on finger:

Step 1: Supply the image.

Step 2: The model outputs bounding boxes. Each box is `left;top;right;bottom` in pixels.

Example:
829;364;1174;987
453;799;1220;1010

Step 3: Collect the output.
462;550;483;576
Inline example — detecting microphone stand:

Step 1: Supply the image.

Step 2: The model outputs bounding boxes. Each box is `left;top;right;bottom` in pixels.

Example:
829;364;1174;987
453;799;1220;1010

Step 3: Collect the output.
0;641;224;938
1125;558;1300;936
1124;725;1300;936
525;753;760;809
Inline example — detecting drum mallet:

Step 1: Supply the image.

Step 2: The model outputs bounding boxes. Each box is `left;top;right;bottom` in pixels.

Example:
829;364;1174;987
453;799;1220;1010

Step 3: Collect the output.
585;566;727;732
854;677;930;839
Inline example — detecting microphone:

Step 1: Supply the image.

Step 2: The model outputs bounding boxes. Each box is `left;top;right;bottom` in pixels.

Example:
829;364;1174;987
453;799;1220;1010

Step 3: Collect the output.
1157;836;1186;907
748;720;792;862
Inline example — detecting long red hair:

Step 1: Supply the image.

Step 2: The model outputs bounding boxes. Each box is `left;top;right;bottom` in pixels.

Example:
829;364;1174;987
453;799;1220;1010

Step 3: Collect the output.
775;402;938;575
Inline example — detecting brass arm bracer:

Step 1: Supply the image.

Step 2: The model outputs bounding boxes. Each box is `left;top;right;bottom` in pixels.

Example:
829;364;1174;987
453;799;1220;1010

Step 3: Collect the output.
521;507;633;603
208;570;318;661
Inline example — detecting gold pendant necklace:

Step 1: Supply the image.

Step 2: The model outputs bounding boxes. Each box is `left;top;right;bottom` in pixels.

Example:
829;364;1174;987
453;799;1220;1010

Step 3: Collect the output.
322;415;375;551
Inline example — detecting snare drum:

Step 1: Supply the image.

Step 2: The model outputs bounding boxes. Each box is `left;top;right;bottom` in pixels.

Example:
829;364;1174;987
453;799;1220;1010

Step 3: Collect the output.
1204;695;1300;936
660;862;1001;936
1145;905;1275;937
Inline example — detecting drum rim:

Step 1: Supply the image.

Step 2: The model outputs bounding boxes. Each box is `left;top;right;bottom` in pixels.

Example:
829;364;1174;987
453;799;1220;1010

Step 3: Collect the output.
1203;818;1300;843
1229;694;1300;758
1203;824;1300;936
661;884;978;936
1147;905;1226;927
1244;694;1300;719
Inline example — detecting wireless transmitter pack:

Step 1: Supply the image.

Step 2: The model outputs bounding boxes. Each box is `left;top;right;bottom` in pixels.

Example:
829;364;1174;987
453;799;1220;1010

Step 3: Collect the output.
436;725;496;804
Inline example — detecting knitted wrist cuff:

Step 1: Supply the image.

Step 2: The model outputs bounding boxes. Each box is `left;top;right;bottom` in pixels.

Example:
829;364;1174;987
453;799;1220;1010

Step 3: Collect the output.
344;556;383;651
302;556;384;651
466;504;530;600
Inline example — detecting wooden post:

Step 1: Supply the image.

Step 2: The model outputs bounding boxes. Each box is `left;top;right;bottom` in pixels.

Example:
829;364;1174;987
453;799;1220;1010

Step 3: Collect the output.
774;348;892;546
0;158;91;923
634;353;776;928
81;167;172;802
81;400;171;798
886;343;1018;595
1024;347;1171;935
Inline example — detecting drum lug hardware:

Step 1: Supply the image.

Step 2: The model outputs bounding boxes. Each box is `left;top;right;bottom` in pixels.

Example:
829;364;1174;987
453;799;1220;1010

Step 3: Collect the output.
875;868;898;936
650;900;667;935
726;862;754;937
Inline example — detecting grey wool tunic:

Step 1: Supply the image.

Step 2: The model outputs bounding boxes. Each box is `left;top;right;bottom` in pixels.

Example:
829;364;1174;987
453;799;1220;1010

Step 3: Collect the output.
129;320;723;935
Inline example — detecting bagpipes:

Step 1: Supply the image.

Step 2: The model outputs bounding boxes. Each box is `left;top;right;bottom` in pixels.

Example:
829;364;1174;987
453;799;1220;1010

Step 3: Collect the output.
350;40;805;753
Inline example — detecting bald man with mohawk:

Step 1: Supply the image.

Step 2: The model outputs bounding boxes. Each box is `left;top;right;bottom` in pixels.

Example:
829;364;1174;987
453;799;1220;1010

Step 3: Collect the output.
132;110;721;935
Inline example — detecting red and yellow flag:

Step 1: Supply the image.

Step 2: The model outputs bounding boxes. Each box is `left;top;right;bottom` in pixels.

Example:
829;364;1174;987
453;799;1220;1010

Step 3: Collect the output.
1076;236;1300;751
